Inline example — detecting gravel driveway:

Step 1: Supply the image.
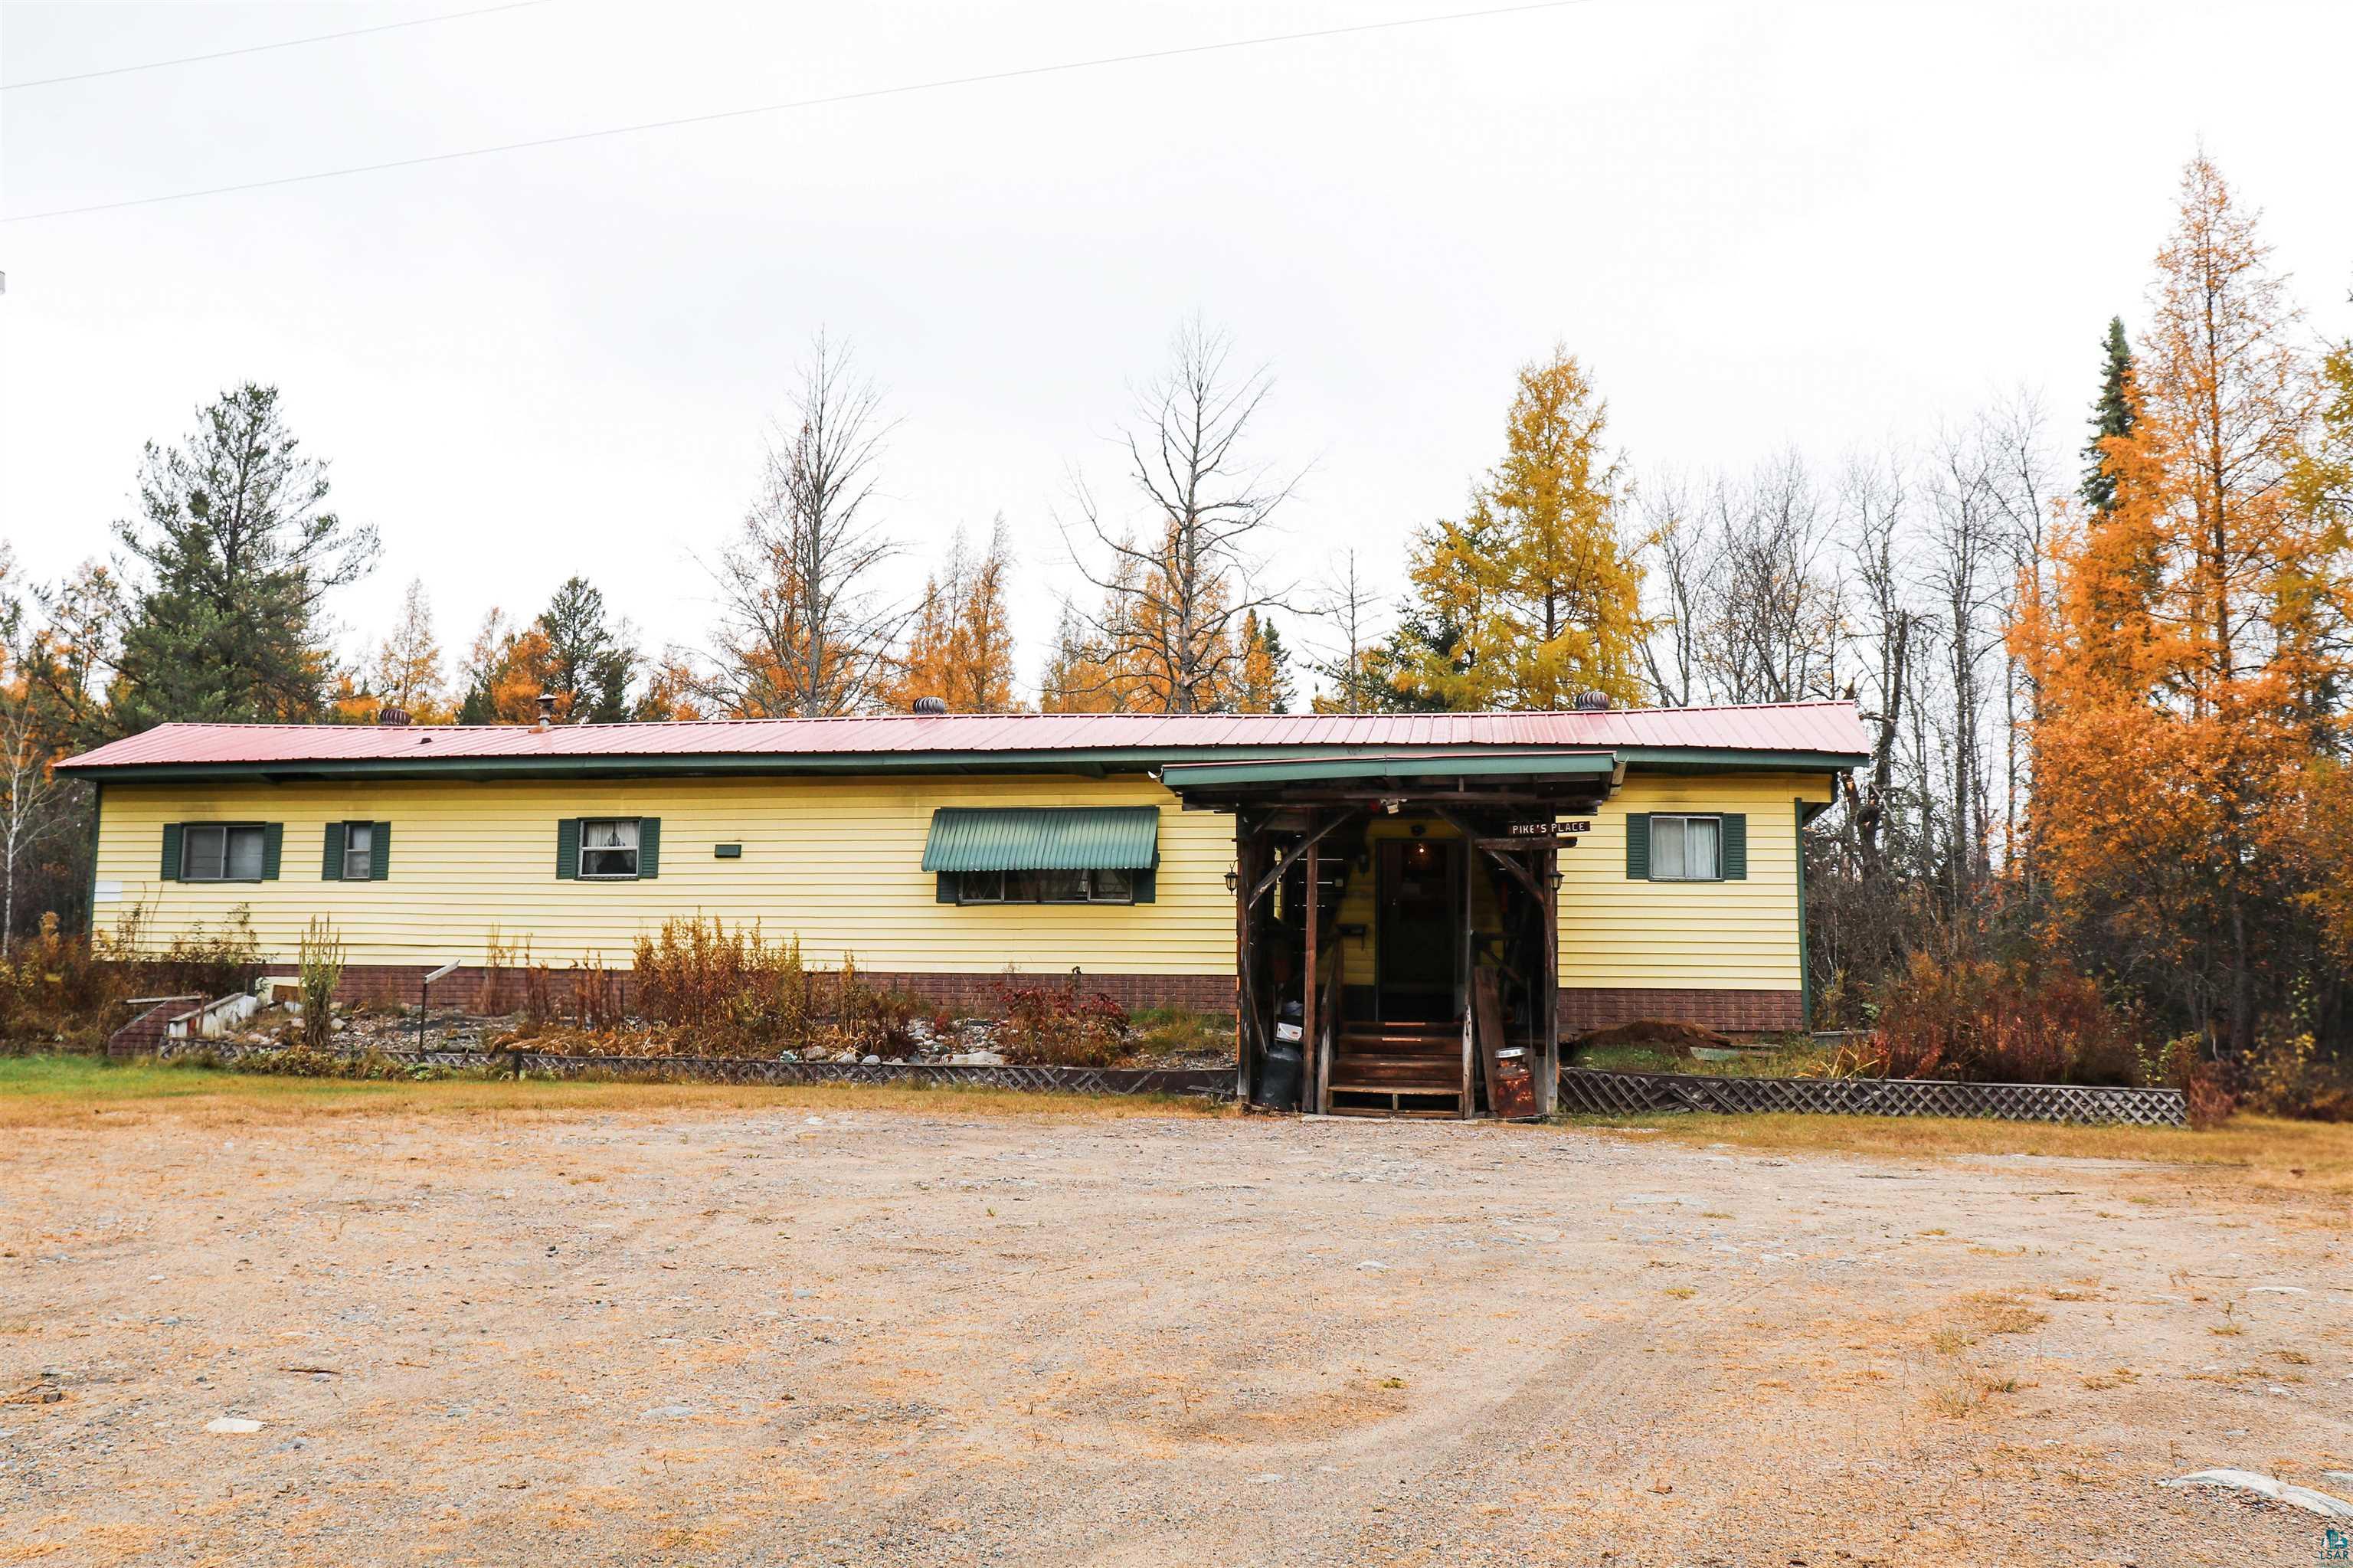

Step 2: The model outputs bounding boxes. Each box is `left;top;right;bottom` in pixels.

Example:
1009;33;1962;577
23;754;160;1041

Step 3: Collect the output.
5;1105;2348;1565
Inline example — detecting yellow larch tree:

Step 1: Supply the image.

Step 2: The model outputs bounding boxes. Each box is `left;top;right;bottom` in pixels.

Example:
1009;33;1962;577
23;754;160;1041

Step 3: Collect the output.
2018;152;2345;1052
1396;348;1648;709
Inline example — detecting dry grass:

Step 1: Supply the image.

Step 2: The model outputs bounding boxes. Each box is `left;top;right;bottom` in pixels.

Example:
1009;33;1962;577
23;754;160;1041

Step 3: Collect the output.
1581;1109;2353;1206
1955;1291;2049;1337
0;1054;1232;1131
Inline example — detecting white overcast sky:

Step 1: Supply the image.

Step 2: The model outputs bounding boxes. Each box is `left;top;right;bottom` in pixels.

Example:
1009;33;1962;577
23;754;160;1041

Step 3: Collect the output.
3;0;2348;700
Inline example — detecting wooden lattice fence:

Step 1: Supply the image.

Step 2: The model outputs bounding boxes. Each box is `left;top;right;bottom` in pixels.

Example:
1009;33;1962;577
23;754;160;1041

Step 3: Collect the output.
151;1039;1234;1099
1556;1067;2187;1127
138;1041;2184;1124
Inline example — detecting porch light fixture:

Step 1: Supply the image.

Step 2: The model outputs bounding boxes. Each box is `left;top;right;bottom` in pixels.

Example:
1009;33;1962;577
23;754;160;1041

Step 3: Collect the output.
1223;866;1239;894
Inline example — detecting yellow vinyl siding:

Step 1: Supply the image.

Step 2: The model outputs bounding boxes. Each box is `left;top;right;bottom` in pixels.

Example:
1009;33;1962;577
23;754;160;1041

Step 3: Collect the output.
94;774;1237;975
1556;771;1833;992
93;764;1830;990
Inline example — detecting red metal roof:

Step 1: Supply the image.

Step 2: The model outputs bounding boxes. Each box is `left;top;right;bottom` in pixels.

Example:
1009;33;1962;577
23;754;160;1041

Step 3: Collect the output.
61;702;1871;774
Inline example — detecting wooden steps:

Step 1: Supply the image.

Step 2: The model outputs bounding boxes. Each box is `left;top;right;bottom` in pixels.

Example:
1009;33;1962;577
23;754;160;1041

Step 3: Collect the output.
1327;1022;1461;1115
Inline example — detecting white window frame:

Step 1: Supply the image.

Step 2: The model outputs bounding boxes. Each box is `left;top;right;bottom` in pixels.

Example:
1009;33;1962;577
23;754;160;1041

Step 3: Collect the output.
342;822;375;882
1649;814;1723;882
578;818;640;879
182;823;266;882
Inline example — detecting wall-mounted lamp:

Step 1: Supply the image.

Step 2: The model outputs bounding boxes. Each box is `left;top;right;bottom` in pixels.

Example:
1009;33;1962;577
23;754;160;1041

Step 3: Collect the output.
1223;866;1240;894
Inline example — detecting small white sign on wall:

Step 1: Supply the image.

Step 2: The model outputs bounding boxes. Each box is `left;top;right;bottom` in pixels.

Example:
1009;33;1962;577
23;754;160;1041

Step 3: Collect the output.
92;879;123;905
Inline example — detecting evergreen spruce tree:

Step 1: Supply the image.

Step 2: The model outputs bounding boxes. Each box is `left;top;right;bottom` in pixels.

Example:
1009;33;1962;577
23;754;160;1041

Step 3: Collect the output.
1255;616;1294;713
534;577;639;722
109;385;378;731
2080;316;2136;513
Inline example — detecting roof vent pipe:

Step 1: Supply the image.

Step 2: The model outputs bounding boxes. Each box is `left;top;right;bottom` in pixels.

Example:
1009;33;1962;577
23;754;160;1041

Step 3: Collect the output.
376;704;412;727
910;695;947;715
1573;691;1612;712
535;692;556;729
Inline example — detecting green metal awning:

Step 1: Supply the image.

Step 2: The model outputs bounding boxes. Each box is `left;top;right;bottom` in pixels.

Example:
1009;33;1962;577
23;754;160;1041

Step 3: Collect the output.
1157;748;1617;790
921;806;1160;872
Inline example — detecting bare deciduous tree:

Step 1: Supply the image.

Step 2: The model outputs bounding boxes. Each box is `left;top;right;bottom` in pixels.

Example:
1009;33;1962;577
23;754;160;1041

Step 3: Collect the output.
1305;548;1387;712
699;333;905;717
1635;470;1705;708
1063;319;1297;714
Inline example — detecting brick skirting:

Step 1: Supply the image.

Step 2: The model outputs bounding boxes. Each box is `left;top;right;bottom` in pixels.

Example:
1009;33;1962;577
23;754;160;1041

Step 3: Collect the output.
1557;987;1805;1036
257;962;1235;1016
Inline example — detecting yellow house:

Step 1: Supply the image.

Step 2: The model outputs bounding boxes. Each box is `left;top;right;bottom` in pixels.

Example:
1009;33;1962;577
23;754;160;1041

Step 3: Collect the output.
61;701;1867;1114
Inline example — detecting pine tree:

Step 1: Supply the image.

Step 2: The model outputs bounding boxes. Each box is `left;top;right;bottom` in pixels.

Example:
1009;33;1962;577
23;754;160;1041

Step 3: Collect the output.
535;577;639;722
2080;316;2137;513
108;385;378;732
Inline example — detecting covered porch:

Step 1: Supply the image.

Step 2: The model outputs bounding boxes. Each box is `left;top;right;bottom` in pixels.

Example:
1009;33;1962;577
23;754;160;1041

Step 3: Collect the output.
1160;748;1621;1118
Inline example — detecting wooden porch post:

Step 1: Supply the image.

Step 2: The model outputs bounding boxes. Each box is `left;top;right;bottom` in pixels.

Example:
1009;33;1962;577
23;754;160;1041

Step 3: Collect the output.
1232;820;1254;1103
1304;823;1323;1114
1460;828;1476;1118
1539;843;1560;1115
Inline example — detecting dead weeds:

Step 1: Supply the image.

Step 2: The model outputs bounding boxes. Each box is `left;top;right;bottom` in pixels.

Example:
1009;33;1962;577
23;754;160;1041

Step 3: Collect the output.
0;1054;1232;1131
1576;1109;2353;1210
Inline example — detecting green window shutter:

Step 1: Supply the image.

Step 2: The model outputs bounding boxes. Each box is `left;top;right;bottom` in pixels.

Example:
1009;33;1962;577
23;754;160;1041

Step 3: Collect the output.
161;822;183;882
937;872;959;904
1625;813;1651;880
636;817;661;879
1132;868;1156;904
1720;813;1747;880
556;818;581;879
371;821;391;881
261;823;283;880
322;822;346;881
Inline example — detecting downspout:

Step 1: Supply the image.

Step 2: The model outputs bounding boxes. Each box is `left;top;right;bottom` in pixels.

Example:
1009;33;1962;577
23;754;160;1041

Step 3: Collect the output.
1795;797;1809;1033
83;781;103;940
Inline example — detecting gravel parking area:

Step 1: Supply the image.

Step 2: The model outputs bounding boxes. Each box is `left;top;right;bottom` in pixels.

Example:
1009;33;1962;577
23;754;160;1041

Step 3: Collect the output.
6;1103;2350;1566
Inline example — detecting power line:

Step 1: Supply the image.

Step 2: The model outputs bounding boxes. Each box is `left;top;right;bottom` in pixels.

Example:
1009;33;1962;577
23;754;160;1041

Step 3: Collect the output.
2;0;1595;224
1;1;552;92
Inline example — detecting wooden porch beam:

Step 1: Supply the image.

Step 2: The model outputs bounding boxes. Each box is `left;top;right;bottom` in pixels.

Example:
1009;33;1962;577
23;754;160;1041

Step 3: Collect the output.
1245;807;1362;910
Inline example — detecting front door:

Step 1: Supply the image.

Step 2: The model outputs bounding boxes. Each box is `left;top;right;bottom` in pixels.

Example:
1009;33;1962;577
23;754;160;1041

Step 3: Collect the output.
1376;835;1458;1023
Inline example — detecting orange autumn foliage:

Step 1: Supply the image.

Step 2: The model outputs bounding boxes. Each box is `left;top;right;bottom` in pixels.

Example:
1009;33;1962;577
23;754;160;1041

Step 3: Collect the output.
2014;154;2350;1050
879;522;1021;714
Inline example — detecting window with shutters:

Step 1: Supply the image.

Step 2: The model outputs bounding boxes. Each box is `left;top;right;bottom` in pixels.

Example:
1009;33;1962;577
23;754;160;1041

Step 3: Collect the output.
342;823;374;881
182;823;267;882
579;819;640;879
1650;814;1722;881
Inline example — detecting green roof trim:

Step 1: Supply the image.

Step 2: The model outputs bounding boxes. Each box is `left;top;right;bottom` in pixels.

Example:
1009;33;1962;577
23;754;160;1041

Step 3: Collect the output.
1158;748;1618;790
920;807;1160;872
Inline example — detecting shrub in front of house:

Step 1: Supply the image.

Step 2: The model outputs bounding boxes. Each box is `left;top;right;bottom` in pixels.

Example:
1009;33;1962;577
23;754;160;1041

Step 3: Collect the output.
1867;953;2144;1087
989;980;1131;1069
